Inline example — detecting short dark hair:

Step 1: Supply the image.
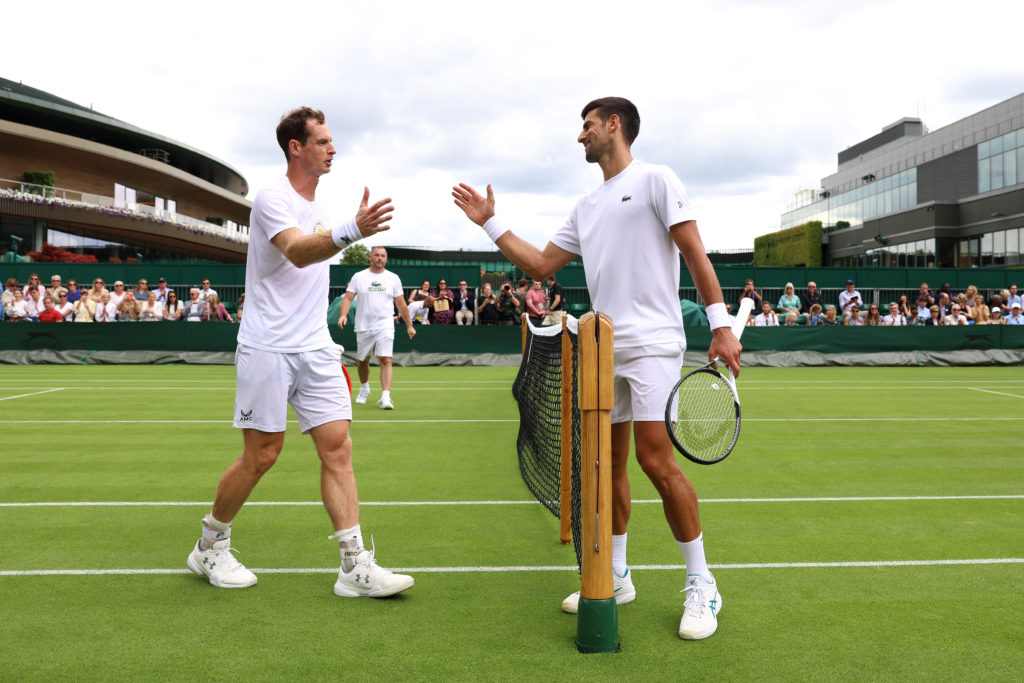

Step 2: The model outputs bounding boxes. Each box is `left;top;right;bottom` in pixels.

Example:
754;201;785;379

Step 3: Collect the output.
581;97;640;145
517;278;528;288
276;107;326;161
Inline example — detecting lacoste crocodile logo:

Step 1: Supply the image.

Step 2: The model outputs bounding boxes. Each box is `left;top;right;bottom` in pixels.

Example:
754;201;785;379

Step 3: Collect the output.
621;195;632;202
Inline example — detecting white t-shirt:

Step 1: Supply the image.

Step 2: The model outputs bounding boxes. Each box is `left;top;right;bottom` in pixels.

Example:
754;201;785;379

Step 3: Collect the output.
883;314;906;326
754;312;779;327
550;161;693;349
237;175;334;352
347;269;403;333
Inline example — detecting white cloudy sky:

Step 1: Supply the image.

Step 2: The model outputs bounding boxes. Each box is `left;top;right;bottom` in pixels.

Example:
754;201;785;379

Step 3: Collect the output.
4;0;1022;255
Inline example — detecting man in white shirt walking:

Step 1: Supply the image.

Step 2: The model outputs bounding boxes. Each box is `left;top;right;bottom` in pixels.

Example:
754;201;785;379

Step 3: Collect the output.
338;246;416;409
453;96;742;641
186;106;413;599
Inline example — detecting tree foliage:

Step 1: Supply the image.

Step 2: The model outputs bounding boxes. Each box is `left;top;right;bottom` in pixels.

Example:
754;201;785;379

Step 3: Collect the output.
341;243;370;265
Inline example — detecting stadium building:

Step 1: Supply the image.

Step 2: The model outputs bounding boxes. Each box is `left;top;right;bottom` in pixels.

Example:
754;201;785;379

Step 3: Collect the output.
781;92;1024;268
0;76;250;263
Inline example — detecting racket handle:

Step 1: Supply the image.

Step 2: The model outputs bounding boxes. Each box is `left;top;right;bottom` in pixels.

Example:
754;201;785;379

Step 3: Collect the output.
732;297;755;341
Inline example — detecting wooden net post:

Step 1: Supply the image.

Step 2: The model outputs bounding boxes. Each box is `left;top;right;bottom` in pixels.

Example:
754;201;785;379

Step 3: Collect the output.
559;314;572;544
575;311;619;653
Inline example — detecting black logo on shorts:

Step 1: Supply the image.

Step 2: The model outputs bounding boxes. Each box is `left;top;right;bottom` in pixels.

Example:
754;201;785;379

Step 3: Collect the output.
239;409;253;423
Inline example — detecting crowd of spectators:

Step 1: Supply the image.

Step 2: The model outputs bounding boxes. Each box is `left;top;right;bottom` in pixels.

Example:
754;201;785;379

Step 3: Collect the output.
734;279;1024;327
1;272;243;324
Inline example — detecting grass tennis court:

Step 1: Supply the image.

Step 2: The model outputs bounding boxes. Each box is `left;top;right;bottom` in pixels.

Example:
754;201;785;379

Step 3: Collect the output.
2;364;1022;681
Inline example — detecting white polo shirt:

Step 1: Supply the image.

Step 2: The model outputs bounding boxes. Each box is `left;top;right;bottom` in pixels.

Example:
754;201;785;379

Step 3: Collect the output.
551;160;694;349
346;269;404;333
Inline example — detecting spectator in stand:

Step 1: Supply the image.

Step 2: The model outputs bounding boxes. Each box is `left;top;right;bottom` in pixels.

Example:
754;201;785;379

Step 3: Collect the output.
1005;284;1022;312
513;278;530;319
454;280;475;325
24;285;43;321
987;292;1004;316
916;282;935;306
72;290;96;322
739;279;762;311
838;279;861;314
864;303;882;326
2;278;20;311
943;303;968;326
897;294;913;320
5;289;29;321
46;275;67;301
497;282;519;325
132;278;151;302
55;291;74;321
922;305;942;326
65;279;81;304
525;279;547;325
820;304;840;325
407;280;434;325
184;288;209;322
22;273;42;298
164;290;183;321
800;281;823;316
987;307;1004;325
154;277;172;304
543;274;565;326
937;282;955;302
843;303;864;326
118;291;140;321
88;278;109;304
109;281;127;309
477;283;500;325
138;291;164;322
235;293;245;321
430;279;456;325
198;278;217;304
753;301;779;326
38;296;63;322
935;292;953;318
208;293;235;322
883;302;907;326
783;312;798;326
777;282;800;319
1006;302;1024;325
806;303;824;326
95;292;117;322
914;294;931;320
970;295;990;325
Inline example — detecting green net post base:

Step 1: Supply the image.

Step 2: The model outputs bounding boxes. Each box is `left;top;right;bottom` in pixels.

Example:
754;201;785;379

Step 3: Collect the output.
575;597;620;654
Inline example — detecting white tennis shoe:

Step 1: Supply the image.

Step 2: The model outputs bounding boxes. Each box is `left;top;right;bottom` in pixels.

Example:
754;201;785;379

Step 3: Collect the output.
377;396;394;410
561;568;636;614
334;547;413;598
679;574;722;640
187;539;258;588
355;386;370;405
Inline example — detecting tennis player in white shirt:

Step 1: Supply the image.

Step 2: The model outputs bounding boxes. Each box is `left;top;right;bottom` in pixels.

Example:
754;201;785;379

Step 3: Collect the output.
453;97;742;640
186;107;413;599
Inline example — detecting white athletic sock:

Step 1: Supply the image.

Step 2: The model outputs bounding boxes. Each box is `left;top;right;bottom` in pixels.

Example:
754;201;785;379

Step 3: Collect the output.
612;533;628;576
201;514;231;549
360;382;370;392
333;524;364;572
678;533;713;582
381;390;391;400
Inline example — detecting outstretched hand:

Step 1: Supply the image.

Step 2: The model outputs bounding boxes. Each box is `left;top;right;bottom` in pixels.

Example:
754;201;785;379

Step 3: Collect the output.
452;183;495;227
355;187;394;237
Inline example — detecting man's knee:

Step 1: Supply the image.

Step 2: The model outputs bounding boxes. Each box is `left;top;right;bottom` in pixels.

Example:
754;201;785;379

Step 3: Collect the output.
378;356;392;367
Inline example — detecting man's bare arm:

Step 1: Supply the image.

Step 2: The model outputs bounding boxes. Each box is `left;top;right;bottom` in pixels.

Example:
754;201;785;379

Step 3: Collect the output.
394;296;416;339
337;291;356;329
670;220;743;376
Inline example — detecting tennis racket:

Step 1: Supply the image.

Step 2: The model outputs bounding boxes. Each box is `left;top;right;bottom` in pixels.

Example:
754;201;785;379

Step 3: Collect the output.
665;296;754;465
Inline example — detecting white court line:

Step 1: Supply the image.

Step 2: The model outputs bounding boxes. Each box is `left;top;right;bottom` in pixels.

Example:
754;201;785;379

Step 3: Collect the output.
0;388;64;402
2;495;1021;508
2;557;1021;577
969;387;1024;399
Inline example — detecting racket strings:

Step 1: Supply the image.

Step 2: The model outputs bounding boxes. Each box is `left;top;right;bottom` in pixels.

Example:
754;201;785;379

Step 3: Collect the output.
671;370;738;462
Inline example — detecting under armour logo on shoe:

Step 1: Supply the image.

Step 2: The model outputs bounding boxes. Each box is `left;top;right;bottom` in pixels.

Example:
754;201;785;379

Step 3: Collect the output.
203;558;216;569
355;574;370;584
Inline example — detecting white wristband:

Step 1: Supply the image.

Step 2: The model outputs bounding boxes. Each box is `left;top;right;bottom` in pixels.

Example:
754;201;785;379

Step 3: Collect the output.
482;216;509;243
331;218;362;249
706;302;730;330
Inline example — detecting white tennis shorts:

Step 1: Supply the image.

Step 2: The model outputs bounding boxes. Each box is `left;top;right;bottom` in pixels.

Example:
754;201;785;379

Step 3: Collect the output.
356;328;395;361
611;342;685;424
233;344;351;433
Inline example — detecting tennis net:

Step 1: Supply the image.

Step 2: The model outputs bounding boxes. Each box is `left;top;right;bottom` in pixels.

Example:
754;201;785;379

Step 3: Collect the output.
512;315;582;566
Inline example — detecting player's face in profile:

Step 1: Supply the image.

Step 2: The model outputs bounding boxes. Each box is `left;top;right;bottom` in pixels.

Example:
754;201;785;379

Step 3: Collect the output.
578;110;611;163
297;120;336;176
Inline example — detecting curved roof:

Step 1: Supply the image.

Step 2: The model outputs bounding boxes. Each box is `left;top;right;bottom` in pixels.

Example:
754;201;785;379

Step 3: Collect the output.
0;76;248;197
